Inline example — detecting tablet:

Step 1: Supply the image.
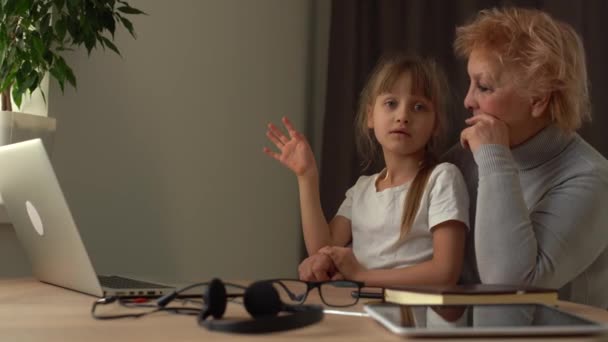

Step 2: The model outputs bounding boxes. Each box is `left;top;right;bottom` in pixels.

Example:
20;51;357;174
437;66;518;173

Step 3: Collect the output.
364;302;608;337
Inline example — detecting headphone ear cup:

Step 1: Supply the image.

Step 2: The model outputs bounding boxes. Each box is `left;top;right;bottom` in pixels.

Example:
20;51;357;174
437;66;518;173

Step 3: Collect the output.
199;278;227;320
200;279;325;333
243;281;282;318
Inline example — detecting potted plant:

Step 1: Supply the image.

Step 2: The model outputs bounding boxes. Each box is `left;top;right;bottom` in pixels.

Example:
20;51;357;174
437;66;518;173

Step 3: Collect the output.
0;0;145;148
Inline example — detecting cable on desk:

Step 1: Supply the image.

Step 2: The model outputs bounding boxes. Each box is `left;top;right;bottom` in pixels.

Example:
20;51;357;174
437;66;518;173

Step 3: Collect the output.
91;296;202;320
91;281;248;320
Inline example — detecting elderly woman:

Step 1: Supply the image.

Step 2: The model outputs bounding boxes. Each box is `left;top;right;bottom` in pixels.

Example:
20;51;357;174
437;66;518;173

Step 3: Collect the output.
445;7;608;308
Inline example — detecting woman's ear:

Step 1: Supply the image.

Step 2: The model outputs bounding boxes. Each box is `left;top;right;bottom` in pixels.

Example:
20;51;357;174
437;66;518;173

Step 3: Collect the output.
531;93;550;118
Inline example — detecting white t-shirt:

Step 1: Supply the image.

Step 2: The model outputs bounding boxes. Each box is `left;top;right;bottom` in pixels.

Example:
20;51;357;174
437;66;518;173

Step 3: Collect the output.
336;162;469;269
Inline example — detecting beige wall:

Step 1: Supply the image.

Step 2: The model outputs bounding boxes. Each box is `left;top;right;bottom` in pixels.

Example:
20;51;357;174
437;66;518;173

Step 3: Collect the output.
0;0;329;283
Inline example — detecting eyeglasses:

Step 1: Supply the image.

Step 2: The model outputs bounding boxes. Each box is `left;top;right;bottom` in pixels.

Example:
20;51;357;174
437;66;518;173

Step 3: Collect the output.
259;279;365;307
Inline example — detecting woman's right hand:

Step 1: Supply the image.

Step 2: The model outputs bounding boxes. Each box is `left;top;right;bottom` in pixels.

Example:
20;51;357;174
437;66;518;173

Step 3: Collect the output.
460;114;509;153
263;117;317;178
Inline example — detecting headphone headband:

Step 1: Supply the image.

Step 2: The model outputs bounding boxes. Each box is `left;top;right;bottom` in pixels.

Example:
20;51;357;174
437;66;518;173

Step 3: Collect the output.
200;304;324;333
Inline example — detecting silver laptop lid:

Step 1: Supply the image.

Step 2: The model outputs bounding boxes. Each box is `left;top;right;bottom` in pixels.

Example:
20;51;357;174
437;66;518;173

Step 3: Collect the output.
0;139;103;297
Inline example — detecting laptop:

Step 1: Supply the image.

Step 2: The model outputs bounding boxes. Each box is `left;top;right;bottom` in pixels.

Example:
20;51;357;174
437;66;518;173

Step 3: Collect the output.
0;139;175;298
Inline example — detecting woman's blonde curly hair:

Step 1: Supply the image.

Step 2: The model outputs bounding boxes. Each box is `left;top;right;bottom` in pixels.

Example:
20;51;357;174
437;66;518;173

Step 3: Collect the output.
454;7;590;132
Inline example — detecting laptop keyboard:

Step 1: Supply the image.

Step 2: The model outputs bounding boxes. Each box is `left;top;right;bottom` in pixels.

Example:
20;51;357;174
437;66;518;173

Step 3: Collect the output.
98;275;172;289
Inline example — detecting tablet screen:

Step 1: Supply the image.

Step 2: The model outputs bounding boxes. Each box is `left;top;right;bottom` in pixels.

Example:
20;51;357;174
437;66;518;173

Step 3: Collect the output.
364;303;608;337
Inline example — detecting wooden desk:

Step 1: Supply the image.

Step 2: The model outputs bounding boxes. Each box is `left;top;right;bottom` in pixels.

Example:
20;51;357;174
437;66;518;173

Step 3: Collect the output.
1;278;607;341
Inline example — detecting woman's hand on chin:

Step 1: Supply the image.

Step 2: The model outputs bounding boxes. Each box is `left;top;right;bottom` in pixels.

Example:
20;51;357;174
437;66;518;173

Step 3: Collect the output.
460;114;509;153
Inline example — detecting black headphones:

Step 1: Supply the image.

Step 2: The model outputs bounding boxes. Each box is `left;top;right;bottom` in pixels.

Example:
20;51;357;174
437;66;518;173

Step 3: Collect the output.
195;278;324;334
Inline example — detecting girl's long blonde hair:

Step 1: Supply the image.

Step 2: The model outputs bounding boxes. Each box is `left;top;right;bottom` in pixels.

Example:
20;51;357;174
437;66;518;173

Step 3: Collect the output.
355;54;449;240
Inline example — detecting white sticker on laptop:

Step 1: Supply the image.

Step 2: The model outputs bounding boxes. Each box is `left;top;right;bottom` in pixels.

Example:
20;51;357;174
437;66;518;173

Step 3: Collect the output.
26;201;44;236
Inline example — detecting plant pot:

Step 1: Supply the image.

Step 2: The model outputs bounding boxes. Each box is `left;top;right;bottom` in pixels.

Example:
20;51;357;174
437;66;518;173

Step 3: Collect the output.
0;111;56;152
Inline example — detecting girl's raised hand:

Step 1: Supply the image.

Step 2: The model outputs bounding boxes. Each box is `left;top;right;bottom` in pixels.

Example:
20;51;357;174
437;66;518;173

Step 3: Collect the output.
263;117;317;177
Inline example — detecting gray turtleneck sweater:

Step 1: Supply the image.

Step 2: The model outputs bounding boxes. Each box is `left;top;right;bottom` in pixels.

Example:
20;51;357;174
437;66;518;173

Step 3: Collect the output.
443;125;608;308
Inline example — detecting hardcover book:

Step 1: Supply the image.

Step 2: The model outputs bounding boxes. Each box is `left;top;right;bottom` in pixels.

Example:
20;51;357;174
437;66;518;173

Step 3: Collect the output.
383;284;558;305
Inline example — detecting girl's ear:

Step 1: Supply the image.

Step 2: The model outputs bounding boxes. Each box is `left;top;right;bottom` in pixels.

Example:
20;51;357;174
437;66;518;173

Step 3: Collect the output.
366;105;374;128
531;93;550;118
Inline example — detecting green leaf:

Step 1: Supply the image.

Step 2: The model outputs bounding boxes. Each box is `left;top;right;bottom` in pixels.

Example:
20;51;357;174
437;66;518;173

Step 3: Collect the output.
15;0;32;16
20;61;32;76
39;1;53;16
40;11;52;28
32;35;45;62
84;30;96;53
101;10;116;37
43;49;54;64
55;17;67;42
117;15;135;38
0;44;5;68
11;84;23;109
101;36;120;56
49;65;65;92
39;85;47;103
53;0;66;10
66;18;82;43
117;5;144;15
24;72;39;93
0;0;145;103
0;73;14;93
3;0;17;14
65;66;76;87
55;56;75;88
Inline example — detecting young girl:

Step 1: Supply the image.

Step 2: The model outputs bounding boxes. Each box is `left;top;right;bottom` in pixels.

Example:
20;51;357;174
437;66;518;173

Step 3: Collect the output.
263;55;469;287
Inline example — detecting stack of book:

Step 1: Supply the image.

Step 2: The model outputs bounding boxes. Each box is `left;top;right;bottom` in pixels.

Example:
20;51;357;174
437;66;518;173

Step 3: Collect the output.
383;284;558;305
